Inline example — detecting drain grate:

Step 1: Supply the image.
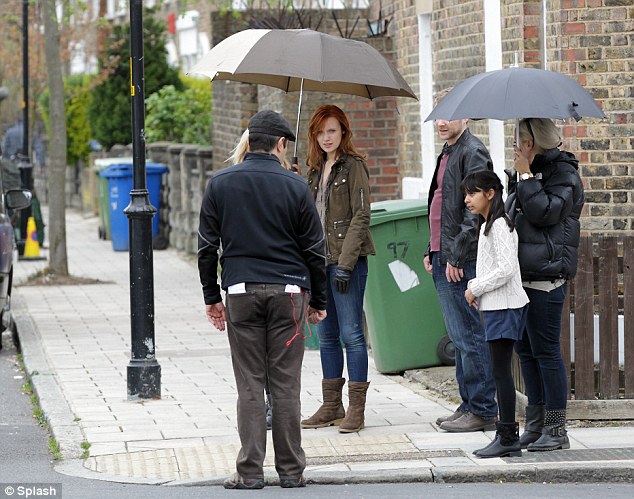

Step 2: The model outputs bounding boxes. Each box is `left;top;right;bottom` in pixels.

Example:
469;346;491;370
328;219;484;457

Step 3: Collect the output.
308;449;465;466
503;447;634;463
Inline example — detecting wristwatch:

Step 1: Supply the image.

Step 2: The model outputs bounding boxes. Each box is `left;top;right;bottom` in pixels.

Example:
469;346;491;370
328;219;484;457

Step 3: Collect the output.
519;172;534;181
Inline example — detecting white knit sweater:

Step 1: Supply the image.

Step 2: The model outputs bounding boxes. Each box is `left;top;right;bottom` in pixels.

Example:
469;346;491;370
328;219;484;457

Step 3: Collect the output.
468;217;529;311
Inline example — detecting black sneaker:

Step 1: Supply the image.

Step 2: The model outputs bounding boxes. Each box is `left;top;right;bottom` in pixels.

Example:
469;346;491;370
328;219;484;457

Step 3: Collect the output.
280;475;306;488
223;473;265;490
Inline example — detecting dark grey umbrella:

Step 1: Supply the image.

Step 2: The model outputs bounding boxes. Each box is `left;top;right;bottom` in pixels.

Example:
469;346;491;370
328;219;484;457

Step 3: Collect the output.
425;67;605;122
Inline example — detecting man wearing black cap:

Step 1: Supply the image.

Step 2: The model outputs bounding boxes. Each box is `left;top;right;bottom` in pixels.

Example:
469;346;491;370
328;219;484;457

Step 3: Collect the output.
198;110;327;490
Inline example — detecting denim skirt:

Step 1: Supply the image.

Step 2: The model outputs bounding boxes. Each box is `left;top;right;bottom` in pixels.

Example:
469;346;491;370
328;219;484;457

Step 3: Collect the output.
481;305;528;342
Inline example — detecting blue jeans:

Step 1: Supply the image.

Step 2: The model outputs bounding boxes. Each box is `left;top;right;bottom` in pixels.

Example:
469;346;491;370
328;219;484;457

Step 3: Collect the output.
514;284;568;411
431;253;498;419
315;258;368;382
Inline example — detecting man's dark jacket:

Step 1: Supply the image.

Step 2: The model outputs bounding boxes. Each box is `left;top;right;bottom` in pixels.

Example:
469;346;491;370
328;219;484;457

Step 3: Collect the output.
505;148;584;281
425;128;493;267
198;152;327;309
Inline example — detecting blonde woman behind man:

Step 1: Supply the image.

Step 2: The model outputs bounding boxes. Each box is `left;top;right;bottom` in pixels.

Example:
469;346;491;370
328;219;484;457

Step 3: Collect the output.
229;129;291;169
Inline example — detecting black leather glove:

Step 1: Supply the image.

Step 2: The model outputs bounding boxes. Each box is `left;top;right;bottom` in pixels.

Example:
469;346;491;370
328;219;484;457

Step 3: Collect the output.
333;267;352;294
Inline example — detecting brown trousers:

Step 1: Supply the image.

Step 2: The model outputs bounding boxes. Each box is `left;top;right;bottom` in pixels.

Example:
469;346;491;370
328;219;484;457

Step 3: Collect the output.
225;283;307;480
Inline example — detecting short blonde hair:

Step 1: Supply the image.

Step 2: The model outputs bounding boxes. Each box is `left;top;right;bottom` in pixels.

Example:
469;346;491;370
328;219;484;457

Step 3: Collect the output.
518;118;561;152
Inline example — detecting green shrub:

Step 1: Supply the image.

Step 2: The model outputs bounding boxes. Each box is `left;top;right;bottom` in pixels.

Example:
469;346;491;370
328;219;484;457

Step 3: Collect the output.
39;74;93;165
65;75;93;165
145;77;211;145
88;8;182;150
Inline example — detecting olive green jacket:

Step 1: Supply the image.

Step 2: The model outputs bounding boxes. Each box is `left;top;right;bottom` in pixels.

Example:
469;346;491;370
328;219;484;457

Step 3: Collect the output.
307;154;375;269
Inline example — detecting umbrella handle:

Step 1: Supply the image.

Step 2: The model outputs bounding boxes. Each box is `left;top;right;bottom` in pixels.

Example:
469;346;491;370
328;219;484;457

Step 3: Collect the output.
292;78;304;174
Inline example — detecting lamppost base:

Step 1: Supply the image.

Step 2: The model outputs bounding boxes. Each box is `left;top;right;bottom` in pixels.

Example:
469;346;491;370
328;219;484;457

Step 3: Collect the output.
127;359;161;400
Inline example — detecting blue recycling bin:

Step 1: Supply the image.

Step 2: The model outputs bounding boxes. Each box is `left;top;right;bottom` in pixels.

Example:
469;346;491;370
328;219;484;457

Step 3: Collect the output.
99;163;168;251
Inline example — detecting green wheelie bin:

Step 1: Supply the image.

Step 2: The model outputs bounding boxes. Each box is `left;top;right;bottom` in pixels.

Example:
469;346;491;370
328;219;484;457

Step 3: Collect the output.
364;199;452;373
93;157;132;240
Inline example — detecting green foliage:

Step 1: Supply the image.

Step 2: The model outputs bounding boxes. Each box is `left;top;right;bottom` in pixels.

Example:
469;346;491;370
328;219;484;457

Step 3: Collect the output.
39;75;94;165
49;437;62;460
33;403;47;428
88;8;182;150
145;77;212;145
80;441;91;459
64;75;93;165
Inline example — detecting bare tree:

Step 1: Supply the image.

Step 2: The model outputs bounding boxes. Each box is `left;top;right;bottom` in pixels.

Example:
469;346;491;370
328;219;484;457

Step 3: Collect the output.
41;0;68;275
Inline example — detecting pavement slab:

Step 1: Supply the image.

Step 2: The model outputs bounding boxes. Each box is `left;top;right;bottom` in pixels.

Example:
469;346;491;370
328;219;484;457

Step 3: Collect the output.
10;209;634;486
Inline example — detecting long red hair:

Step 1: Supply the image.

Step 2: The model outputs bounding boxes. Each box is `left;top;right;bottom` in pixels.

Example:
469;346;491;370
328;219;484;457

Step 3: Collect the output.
306;105;366;170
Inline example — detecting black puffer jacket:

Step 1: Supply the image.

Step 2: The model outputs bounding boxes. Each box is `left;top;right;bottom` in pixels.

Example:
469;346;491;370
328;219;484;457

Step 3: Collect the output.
505;148;584;282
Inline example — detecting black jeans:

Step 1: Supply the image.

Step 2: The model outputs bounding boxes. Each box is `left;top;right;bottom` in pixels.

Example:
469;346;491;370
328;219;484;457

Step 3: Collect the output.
514;284;568;410
225;283;307;480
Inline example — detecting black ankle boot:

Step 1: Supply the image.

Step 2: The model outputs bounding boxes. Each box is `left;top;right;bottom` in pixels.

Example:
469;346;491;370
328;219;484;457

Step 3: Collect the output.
476;422;522;458
527;409;569;452
520;404;545;449
472;435;499;456
527;424;570;451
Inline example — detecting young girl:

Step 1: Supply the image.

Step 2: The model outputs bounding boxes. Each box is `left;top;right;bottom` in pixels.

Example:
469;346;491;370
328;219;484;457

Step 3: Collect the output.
462;170;529;458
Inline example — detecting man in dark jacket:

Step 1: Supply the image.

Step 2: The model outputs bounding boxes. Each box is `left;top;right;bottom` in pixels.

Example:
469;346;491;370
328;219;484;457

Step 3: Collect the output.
198;110;327;490
423;113;498;432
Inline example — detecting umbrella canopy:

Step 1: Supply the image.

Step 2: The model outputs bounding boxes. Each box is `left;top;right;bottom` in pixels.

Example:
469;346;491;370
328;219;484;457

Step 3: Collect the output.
189;28;417;100
425;67;605;122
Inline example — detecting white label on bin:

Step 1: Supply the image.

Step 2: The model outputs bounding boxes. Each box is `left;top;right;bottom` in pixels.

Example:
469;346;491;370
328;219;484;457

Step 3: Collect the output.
388;260;420;292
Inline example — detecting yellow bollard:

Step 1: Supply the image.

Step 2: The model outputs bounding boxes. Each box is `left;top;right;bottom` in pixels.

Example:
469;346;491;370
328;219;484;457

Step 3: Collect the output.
23;216;40;258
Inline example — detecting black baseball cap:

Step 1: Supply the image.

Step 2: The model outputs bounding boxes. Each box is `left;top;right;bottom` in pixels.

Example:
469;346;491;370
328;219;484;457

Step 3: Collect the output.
248;110;296;142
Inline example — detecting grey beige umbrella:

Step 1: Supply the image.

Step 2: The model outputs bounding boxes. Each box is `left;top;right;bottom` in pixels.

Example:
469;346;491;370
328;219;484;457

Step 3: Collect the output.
189;28;417;163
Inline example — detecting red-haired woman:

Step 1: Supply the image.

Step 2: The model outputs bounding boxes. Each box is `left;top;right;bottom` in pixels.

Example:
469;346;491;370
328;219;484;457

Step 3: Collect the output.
300;104;375;433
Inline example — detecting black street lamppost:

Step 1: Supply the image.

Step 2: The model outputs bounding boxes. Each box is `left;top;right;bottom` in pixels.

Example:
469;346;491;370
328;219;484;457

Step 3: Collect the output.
21;0;29;164
17;0;33;256
126;0;161;399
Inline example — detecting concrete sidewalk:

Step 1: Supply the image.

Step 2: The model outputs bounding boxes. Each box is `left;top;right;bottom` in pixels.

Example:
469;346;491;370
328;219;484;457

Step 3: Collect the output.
11;210;634;486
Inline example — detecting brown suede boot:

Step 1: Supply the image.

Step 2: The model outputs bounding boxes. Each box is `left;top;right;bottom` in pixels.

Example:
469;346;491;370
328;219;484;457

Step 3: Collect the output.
301;378;346;428
339;381;370;433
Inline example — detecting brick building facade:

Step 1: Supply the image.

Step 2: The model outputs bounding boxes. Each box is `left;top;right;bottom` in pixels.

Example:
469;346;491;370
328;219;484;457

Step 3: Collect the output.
378;0;633;233
204;1;632;232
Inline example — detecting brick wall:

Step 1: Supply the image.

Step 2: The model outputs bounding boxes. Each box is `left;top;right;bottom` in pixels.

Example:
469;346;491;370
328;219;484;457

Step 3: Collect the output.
383;0;633;234
383;0;491;176
211;82;258;171
382;1;423;180
548;0;633;233
431;1;488;88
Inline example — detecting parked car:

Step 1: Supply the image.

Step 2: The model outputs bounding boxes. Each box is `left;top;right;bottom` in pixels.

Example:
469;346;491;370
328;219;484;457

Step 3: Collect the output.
0;166;32;343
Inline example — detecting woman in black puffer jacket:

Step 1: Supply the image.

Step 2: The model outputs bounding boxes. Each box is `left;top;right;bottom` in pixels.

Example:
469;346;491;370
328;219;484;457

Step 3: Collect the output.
506;118;584;453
